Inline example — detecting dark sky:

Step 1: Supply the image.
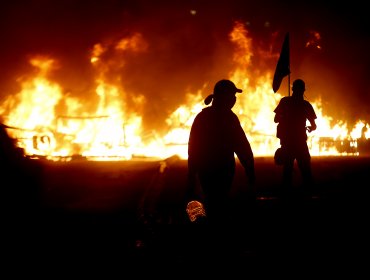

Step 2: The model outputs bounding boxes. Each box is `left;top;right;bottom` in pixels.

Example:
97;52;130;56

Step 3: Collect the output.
0;0;369;129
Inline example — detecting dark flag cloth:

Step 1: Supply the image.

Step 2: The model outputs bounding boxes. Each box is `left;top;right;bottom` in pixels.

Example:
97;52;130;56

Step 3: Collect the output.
272;33;290;93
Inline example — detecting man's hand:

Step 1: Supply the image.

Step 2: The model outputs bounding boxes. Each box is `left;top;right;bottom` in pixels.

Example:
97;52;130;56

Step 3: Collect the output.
306;125;316;133
306;121;317;133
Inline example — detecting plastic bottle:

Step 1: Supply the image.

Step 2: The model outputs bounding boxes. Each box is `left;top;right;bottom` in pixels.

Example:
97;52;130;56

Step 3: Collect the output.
186;200;206;222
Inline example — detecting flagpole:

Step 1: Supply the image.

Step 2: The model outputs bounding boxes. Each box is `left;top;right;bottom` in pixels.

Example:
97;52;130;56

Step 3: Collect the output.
288;33;291;96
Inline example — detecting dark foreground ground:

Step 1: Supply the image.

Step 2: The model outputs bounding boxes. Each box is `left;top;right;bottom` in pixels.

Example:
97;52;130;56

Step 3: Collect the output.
3;156;369;276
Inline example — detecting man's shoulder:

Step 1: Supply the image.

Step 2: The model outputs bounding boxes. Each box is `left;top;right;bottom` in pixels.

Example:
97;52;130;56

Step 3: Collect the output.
303;99;313;105
199;106;212;115
275;96;291;108
302;99;315;110
279;96;292;104
194;106;212;120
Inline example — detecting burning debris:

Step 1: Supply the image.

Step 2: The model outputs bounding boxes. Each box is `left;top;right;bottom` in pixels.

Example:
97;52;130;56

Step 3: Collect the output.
0;21;369;161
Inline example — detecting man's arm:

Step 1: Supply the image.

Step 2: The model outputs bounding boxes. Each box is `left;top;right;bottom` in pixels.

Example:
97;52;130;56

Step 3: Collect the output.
306;102;317;133
233;119;255;184
307;118;317;133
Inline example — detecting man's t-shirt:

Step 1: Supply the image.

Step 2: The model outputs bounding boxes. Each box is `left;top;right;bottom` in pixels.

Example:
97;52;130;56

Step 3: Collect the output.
274;96;317;143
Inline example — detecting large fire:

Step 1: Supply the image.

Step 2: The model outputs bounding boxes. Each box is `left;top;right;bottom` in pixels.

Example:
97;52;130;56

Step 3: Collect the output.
0;22;369;161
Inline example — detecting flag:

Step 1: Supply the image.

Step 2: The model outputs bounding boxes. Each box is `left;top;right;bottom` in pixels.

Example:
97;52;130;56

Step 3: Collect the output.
272;32;290;93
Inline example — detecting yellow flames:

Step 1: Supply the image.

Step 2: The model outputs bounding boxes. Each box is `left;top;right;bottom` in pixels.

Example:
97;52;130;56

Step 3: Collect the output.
0;22;367;161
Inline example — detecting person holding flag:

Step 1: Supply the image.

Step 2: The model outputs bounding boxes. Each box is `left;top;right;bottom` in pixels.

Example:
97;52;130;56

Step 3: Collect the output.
273;79;317;197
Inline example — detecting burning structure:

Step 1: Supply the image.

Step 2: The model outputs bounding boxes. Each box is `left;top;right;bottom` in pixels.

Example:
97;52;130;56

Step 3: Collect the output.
0;18;369;161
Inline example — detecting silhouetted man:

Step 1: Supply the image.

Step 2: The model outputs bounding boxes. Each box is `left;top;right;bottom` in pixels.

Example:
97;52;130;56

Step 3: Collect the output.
187;79;255;224
273;79;317;196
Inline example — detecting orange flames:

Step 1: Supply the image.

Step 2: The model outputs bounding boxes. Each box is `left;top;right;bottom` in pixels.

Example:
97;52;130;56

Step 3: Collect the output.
0;22;368;161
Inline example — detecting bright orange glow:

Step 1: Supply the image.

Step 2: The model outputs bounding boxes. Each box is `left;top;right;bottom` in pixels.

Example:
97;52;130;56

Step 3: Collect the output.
0;23;367;161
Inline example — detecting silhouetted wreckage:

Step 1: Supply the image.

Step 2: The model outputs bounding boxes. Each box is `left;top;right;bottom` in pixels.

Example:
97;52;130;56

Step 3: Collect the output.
3;117;370;161
1;123;43;232
318;136;369;156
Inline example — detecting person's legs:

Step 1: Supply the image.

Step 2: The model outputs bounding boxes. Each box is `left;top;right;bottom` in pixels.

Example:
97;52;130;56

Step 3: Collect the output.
199;171;233;253
281;144;294;188
297;143;313;196
282;158;294;196
201;180;232;226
